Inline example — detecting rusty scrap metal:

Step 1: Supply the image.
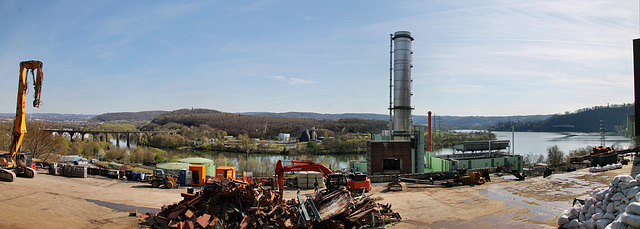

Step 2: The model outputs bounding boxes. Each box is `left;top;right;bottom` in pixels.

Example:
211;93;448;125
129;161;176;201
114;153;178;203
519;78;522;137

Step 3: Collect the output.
139;178;401;228
315;187;353;221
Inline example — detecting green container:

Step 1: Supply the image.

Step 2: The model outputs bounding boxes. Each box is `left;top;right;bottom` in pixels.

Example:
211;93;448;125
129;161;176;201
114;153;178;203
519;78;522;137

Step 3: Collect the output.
591;154;617;167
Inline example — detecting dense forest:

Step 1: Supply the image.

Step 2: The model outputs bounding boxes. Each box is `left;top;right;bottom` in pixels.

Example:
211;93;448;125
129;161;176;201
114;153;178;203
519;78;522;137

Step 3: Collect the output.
490;103;634;133
149;109;388;139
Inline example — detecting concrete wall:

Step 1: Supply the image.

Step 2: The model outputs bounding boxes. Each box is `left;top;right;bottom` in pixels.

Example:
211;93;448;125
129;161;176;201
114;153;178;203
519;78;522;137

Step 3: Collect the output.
424;152;452;173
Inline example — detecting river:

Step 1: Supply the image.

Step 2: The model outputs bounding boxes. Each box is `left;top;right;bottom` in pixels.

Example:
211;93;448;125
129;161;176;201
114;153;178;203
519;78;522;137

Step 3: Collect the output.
109;137;364;170
434;131;632;158
111;131;632;170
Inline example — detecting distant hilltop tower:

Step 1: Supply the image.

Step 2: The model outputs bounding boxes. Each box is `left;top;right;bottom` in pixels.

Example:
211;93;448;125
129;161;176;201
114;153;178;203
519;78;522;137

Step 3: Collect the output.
392;31;414;139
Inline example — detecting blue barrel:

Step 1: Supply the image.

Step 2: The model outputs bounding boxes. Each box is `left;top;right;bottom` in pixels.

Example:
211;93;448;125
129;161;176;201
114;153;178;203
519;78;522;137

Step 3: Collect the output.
179;169;187;185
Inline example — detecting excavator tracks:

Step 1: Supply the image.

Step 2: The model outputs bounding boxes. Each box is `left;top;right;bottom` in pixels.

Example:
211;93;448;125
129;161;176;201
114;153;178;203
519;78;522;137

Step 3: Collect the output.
18;167;36;178
0;167;36;182
0;168;17;182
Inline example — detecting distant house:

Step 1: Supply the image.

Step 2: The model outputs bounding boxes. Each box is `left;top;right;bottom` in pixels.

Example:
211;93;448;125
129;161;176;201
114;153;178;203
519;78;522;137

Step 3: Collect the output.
192;140;203;146
278;133;291;142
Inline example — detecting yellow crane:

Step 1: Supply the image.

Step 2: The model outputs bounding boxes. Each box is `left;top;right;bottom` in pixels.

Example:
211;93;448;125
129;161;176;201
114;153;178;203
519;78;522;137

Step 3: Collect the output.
0;60;43;182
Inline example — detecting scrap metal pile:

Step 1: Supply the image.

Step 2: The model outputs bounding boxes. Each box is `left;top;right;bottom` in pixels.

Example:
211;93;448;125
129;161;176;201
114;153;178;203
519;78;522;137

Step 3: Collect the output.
139;178;401;228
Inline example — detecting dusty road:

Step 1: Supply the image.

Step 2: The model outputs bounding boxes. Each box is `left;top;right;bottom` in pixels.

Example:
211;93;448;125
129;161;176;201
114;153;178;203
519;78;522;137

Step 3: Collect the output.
384;165;631;229
0;165;630;228
0;169;183;228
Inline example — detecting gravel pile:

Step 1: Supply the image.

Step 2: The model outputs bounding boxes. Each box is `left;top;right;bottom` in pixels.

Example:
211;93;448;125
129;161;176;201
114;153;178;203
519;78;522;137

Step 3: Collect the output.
558;174;640;229
590;163;623;173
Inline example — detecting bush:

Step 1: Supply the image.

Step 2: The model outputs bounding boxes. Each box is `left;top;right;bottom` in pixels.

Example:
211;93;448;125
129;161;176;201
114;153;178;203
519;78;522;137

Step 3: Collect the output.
547;145;564;167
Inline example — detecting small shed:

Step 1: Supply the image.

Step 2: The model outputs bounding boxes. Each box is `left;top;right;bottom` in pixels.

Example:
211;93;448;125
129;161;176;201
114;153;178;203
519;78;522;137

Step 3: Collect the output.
189;165;206;186
178;157;216;177
216;166;236;180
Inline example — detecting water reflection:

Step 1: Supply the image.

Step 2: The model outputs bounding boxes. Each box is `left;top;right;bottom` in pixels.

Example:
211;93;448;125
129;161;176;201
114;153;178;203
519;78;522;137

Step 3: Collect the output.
108;137;364;171
434;131;631;157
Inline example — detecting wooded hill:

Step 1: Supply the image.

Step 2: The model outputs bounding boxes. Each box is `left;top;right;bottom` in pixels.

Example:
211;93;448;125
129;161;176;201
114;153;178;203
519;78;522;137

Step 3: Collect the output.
88;111;167;123
247;112;551;129
151;109;388;139
489;103;634;133
244;112;392;122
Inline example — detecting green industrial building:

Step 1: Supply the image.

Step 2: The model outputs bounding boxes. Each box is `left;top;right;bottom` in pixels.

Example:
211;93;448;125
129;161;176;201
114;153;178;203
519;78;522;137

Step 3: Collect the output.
424;152;523;173
366;129;523;175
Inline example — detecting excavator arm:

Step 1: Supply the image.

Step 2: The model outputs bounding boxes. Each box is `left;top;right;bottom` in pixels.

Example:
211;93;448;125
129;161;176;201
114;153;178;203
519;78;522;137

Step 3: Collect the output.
274;160;334;198
0;60;43;182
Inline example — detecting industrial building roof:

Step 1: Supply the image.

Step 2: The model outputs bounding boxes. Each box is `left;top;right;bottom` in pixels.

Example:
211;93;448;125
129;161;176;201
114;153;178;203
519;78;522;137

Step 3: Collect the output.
156;162;190;170
178;157;214;164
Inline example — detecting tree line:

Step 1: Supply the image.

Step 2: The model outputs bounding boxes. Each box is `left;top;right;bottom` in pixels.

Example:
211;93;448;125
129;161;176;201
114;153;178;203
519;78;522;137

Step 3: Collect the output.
490;103;633;133
148;109;388;139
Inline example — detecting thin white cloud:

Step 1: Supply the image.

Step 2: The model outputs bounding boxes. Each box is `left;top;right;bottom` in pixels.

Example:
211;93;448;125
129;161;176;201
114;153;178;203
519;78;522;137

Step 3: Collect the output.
241;0;277;12
447;84;486;94
303;15;319;21
270;75;315;85
219;38;236;53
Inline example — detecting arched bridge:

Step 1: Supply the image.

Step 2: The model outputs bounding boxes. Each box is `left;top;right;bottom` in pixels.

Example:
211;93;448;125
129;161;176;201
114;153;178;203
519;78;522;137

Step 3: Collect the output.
43;129;177;148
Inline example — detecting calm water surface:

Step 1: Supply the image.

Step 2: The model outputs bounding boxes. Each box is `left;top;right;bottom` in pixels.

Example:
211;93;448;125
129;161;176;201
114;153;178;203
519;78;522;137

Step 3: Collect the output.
435;131;631;157
111;131;631;168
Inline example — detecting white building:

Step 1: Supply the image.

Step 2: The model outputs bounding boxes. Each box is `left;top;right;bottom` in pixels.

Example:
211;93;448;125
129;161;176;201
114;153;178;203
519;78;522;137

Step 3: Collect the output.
278;133;291;142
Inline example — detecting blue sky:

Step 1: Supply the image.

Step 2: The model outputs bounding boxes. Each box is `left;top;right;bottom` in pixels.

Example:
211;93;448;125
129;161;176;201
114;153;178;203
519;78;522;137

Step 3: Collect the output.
0;1;637;116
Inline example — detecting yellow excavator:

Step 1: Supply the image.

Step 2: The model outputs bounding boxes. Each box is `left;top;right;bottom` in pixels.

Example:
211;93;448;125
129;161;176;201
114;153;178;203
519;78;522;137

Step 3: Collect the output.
0;60;44;182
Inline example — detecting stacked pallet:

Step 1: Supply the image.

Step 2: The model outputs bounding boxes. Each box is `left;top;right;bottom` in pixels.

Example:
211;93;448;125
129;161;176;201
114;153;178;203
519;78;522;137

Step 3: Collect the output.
48;163;87;178
297;171;325;189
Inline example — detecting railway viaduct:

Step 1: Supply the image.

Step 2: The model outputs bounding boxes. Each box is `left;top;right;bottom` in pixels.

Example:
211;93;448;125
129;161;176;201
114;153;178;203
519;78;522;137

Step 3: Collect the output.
43;129;177;148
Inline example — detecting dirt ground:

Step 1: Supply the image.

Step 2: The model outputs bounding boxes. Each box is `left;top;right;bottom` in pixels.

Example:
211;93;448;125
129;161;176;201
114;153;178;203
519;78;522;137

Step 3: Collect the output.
0;164;631;229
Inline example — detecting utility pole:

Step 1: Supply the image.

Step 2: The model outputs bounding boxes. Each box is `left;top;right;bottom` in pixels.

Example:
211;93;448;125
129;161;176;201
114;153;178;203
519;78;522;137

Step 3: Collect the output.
245;149;250;172
512;125;515;155
600;119;606;146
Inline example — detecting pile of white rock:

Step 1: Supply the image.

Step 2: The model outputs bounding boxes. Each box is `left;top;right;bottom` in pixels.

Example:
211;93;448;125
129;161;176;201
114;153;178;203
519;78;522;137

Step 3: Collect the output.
590;163;623;173
558;174;640;229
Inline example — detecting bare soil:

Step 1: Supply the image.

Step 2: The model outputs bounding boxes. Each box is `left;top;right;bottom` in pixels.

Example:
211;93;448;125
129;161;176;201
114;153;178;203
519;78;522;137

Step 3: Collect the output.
0;164;631;228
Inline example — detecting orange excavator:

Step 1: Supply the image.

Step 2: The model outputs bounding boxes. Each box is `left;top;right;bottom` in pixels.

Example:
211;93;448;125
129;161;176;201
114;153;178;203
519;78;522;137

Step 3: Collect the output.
0;60;43;182
274;160;371;198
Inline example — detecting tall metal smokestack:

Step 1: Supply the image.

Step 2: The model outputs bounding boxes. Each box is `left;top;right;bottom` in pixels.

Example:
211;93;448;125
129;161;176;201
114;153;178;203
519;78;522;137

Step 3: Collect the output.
634;39;640;140
428;111;433;151
392;31;414;139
